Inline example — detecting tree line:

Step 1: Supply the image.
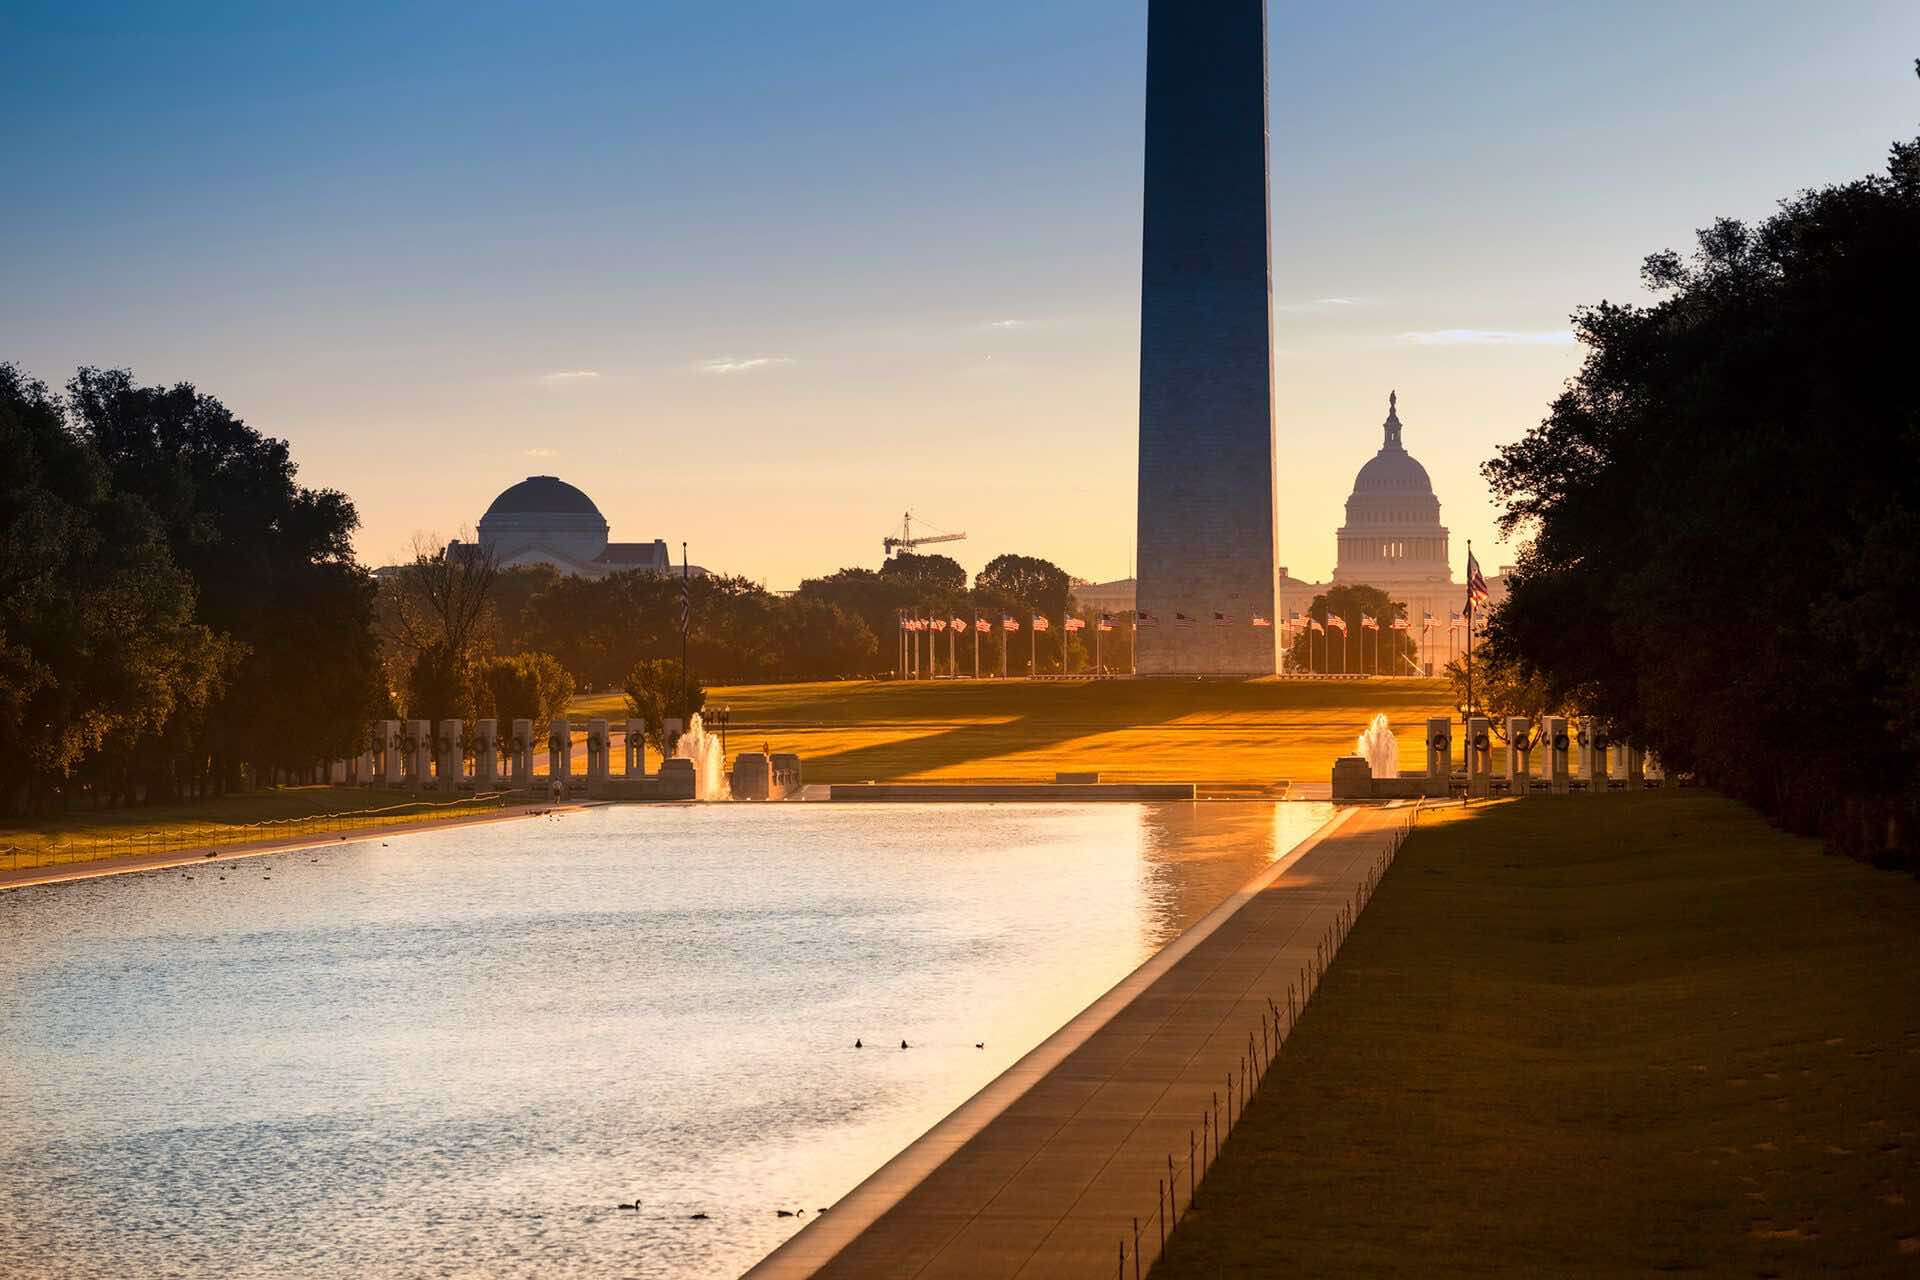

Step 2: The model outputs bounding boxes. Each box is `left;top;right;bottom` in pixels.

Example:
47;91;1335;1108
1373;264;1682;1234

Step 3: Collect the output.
1482;86;1919;871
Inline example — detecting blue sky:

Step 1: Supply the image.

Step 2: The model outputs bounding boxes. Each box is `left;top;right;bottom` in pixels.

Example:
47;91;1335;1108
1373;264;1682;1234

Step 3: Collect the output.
5;1;1916;584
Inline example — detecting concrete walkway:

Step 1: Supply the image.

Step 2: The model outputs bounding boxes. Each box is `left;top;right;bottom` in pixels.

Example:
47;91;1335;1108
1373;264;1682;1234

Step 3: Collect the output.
751;804;1411;1280
0;802;591;891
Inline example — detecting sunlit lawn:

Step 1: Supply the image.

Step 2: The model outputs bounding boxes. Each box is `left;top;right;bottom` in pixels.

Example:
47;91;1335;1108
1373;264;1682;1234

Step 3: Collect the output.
0;787;513;871
570;677;1458;786
1157;793;1920;1277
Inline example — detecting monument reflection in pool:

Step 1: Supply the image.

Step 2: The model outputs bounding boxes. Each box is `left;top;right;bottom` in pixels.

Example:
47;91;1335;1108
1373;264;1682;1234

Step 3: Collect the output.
0;800;1331;1279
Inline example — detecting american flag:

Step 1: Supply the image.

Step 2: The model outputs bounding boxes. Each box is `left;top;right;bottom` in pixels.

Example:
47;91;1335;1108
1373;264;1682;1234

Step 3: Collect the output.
1031;614;1050;632
1098;613;1116;632
1467;551;1489;606
1423;611;1437;631
1001;613;1020;632
1136;611;1158;627
975;616;992;634
677;572;691;636
1361;613;1379;631
1212;611;1229;627
1252;614;1273;628
951;615;967;632
1288;611;1304;625
1391;616;1411;631
1064;617;1086;632
1310;618;1325;634
1326;614;1348;632
930;618;947;632
1448;611;1464;630
1174;612;1196;628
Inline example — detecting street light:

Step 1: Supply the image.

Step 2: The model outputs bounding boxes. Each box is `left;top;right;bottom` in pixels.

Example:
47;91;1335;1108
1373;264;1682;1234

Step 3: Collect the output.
707;705;731;756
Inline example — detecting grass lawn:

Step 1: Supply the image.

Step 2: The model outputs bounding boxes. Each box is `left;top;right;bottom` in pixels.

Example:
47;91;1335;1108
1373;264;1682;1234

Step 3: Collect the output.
1155;793;1920;1277
571;677;1457;787
0;787;514;871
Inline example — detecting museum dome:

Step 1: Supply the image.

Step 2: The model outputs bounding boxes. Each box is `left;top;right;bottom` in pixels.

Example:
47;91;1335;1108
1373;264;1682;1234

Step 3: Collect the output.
482;476;604;519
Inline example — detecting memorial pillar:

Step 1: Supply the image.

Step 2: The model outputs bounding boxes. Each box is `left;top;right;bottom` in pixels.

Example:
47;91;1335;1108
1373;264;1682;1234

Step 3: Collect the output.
381;720;403;785
1425;716;1452;786
1467;716;1493;799
1627;742;1646;790
1584;719;1610;790
1506;716;1531;790
549;718;571;783
625;719;647;777
664;717;685;760
511;719;533;785
474;719;498;787
408;719;432;788
1544;715;1571;794
438;719;463;789
587;719;610;784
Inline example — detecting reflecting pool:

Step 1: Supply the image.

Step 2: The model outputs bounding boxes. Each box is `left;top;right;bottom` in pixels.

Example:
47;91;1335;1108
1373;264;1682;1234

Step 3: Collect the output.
0;801;1331;1278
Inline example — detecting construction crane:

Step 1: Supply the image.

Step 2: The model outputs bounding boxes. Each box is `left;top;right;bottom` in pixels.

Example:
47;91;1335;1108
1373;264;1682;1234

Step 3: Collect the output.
883;510;967;559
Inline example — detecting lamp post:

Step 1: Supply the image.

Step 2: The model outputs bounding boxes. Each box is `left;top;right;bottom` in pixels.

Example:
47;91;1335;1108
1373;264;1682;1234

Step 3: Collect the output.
707;705;731;757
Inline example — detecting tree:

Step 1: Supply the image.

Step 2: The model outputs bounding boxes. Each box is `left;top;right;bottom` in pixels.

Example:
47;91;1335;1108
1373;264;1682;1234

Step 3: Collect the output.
1482;92;1920;867
482;651;576;727
1286;584;1411;675
975;554;1071;674
623;658;706;754
770;598;878;678
880;552;967;593
1441;649;1570;742
0;365;236;814
66;367;379;791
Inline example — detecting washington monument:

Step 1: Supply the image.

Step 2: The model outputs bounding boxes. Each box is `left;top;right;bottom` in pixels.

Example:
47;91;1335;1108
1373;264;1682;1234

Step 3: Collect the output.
1133;0;1280;675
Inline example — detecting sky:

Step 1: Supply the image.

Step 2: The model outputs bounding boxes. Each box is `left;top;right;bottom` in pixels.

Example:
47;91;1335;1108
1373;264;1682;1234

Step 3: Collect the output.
4;1;1916;587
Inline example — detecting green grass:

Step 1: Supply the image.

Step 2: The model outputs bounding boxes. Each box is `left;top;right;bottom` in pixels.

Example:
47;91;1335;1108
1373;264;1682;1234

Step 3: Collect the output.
0;787;515;872
571;677;1457;787
1154;793;1920;1277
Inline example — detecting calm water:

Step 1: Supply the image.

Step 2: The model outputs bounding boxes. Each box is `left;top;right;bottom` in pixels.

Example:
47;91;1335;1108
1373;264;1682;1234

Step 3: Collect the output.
0;801;1330;1279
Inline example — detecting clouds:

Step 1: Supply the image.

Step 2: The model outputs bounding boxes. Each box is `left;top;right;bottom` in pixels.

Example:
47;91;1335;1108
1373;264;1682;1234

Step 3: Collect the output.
537;369;601;382
696;356;796;375
1399;329;1576;347
1274;297;1367;313
524;447;559;457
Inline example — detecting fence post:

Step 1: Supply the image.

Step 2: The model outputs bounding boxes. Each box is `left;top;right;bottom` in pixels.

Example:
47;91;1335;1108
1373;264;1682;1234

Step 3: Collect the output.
1158;1177;1166;1253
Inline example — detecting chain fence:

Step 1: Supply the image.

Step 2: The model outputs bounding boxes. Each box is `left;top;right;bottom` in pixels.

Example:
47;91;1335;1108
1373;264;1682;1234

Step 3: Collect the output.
1114;806;1416;1280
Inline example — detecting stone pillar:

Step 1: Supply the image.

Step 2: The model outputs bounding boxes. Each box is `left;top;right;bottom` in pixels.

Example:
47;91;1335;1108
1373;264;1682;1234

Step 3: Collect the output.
355;747;374;785
381;720;402;785
438;719;463;789
587;719;611;784
474;719;498;787
549;718;572;783
1426;717;1453;781
328;759;347;784
1544;716;1571;794
408;720;432;788
664;717;685;759
510;719;533;784
1583;719;1610;789
625;719;646;777
1506;716;1531;788
1331;755;1372;801
1627;742;1646;790
1467;716;1493;799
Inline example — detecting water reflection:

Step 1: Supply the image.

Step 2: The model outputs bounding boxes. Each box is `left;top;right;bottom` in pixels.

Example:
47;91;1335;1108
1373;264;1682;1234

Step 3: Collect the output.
0;801;1330;1279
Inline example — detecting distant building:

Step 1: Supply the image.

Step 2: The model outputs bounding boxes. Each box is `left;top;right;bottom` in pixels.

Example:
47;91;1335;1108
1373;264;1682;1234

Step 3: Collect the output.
449;476;701;579
1075;394;1509;672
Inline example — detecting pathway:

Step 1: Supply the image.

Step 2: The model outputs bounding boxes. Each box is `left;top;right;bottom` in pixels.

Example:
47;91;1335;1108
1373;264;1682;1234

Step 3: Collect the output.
750;803;1410;1279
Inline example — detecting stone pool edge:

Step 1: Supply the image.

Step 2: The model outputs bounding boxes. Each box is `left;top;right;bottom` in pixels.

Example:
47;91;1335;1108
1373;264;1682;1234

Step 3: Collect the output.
743;803;1359;1279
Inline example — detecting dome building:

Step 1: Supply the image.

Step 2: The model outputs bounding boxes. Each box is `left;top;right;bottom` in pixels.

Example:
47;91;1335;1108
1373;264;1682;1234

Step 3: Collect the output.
449;476;691;579
1332;392;1453;590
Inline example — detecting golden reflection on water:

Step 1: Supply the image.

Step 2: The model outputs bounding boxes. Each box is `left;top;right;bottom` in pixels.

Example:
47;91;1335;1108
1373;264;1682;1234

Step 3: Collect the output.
0;800;1330;1280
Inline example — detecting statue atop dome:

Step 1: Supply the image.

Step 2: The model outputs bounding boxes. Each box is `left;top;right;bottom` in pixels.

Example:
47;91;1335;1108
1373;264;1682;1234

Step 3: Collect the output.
1384;390;1403;450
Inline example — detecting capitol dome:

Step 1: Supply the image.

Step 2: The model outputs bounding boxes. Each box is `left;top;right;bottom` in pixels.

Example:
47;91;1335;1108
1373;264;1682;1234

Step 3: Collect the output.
1333;393;1450;585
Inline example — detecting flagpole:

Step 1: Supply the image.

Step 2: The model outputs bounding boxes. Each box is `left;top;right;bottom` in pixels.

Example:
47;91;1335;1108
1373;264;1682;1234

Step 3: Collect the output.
680;542;690;711
1466;540;1475;720
974;612;981;679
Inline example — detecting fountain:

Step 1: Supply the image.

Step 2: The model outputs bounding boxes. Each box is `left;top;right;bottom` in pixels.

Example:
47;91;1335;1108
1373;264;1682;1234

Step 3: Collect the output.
1356;713;1399;779
673;712;732;801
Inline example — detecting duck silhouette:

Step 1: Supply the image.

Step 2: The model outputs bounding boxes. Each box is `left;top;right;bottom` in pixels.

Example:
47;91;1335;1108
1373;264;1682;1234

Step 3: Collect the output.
900;1040;910;1050
975;1042;985;1049
689;1212;710;1221
616;1200;639;1211
775;1210;794;1218
854;1038;863;1049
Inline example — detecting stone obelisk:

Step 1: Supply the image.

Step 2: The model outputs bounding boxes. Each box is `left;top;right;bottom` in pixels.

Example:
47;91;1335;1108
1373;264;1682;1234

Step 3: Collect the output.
1134;0;1279;675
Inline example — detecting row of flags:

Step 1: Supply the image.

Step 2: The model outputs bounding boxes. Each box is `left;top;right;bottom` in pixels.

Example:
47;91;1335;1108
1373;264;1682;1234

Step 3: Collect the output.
901;609;1488;633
